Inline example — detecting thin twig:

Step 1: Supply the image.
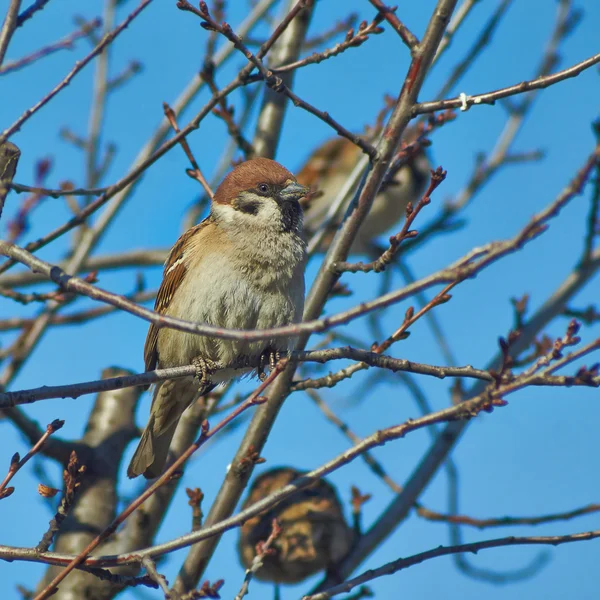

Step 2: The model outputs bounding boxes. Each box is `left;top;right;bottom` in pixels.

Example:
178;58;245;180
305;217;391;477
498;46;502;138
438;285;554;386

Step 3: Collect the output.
417;501;600;529
36;451;86;552
234;519;281;600
415;52;600;115
303;530;600;600
367;0;419;49
0;419;64;499
2;341;599;409
141;556;170;598
163;102;214;198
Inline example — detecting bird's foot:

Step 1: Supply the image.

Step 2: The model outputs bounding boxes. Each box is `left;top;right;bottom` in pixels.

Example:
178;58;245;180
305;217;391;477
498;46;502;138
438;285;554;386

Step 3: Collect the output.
258;347;281;381
192;356;218;388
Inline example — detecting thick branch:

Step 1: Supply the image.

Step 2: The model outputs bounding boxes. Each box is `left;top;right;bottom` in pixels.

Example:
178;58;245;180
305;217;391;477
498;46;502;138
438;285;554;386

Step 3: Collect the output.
171;0;461;593
0;0;21;67
251;0;314;158
37;367;141;600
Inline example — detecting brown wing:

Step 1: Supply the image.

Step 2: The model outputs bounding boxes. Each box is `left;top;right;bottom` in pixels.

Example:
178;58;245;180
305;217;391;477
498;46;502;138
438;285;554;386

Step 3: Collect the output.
143;219;210;371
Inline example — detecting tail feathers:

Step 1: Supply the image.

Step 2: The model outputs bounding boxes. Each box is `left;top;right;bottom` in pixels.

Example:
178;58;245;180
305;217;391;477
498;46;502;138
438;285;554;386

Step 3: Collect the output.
127;415;178;479
127;377;216;479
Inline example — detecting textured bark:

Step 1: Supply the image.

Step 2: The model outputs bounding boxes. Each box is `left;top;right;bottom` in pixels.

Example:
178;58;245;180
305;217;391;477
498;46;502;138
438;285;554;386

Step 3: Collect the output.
38;367;140;600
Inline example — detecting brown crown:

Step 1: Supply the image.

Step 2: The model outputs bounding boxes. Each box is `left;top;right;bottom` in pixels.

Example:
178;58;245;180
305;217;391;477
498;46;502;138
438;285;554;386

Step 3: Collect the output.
214;157;296;205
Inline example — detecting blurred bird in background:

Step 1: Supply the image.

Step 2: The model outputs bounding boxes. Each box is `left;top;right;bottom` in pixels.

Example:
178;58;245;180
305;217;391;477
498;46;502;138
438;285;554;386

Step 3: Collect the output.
238;467;354;584
298;127;431;254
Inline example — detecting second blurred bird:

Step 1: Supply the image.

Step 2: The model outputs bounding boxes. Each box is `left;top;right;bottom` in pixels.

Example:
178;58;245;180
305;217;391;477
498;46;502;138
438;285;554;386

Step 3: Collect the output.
238;467;354;584
298;128;431;254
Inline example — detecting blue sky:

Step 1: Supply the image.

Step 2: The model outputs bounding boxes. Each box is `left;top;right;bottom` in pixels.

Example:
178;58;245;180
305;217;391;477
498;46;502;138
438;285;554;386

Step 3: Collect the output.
1;0;599;598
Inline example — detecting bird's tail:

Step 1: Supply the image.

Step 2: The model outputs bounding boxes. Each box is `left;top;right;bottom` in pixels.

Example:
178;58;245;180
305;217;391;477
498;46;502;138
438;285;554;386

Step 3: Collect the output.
127;377;199;479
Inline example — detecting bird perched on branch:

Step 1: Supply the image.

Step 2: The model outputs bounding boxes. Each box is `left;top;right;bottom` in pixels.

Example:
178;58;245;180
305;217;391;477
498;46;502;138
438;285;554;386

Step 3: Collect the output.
238;467;354;584
127;159;308;479
297;129;431;254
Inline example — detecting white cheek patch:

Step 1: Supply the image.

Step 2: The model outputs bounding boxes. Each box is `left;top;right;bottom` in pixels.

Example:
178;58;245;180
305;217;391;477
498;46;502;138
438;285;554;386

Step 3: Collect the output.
212;202;238;224
214;195;282;229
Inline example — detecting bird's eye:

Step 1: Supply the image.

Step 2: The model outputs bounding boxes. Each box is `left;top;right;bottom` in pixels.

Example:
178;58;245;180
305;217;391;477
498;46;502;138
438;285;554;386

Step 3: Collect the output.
258;183;269;194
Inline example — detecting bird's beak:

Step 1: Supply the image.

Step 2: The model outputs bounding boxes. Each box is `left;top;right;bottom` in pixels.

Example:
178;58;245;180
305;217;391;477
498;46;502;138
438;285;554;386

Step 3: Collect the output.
279;181;309;202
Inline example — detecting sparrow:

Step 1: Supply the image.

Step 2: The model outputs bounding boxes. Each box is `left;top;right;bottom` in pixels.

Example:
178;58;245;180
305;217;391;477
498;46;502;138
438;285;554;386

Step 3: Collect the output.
297;129;431;254
238;467;354;584
127;159;308;479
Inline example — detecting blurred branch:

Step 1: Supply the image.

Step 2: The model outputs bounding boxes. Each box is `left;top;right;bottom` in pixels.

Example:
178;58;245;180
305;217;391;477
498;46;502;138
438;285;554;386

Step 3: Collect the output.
0;0;153;144
0;289;156;332
0;0;21;67
417;501;600;529
0;18;102;75
434;0;513;100
431;0;480;65
0;404;73;464
8;181;110;197
0;248;167;288
85;1;117;193
6;157;52;243
305;388;402;494
106;59;142;91
16;0;52;27
301;13;357;50
564;305;600;325
581;122;600;264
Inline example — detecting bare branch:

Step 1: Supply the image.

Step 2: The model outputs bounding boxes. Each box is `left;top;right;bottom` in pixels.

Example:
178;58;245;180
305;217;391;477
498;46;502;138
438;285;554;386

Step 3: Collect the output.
367;0;419;50
0;419;64;499
415;52;600;115
303;529;600;600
